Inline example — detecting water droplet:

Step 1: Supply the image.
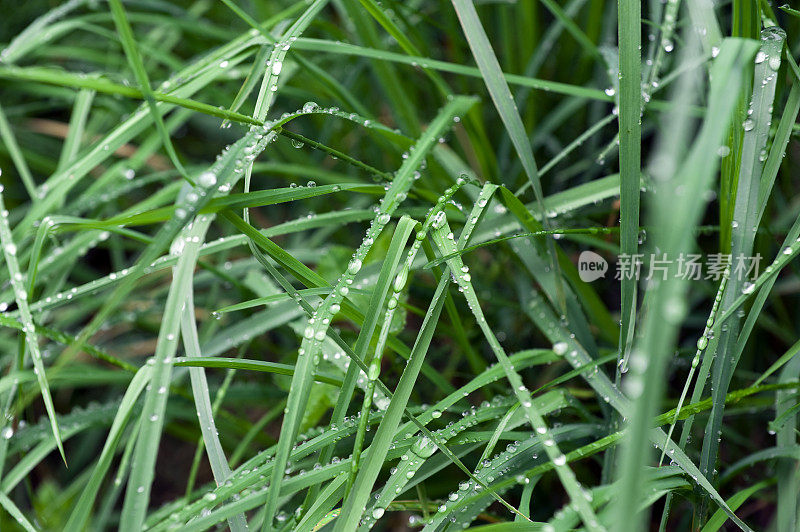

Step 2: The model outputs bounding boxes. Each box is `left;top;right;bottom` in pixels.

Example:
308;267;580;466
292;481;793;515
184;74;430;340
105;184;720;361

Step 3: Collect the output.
696;336;708;350
348;259;363;274
394;265;409;292
552;342;568;356
198;172;217;187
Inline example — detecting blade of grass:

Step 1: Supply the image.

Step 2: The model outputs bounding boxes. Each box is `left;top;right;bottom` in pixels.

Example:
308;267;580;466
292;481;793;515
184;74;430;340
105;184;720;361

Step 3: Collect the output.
451;0;565;317
107;0;193;184
64;365;151;531
430;216;603;531
0;184;65;463
614;0;642;376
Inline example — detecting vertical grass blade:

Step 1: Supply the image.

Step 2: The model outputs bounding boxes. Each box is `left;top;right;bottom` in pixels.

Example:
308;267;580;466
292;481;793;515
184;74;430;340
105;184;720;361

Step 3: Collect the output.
615;0;642;374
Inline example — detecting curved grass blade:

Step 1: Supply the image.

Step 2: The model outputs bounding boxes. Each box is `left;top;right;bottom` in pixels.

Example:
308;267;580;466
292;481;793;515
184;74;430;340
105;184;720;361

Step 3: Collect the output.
451;0;564;316
174;357;343;387
180;222;247;531
0;186;65;463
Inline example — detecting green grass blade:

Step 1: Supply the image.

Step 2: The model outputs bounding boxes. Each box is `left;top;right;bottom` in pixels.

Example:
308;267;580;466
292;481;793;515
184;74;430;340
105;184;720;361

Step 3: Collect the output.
64;366;151;531
107;0;192;183
0;187;65;463
615;0;642;374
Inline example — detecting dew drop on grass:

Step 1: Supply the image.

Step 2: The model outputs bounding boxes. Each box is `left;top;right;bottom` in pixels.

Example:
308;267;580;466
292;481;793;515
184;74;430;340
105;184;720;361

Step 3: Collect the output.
271;61;283;75
696;336;708;350
347;259;362;274
755;51;767;64
372;508;385;519
743;118;755;131
552;341;568;355
368;363;380;380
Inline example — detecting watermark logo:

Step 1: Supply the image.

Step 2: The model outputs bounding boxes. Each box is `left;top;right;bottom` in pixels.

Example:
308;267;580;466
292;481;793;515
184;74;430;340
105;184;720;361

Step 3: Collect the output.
576;251;761;283
578;251;608;282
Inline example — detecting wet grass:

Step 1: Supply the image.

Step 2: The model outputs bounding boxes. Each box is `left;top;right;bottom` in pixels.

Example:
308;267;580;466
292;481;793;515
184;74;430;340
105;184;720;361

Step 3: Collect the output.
0;1;800;530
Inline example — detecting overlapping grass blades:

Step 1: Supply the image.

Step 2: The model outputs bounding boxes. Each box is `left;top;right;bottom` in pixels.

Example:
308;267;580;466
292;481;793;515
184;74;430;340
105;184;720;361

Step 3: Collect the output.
613;34;758;531
700;27;786;508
